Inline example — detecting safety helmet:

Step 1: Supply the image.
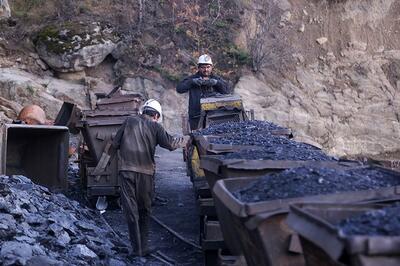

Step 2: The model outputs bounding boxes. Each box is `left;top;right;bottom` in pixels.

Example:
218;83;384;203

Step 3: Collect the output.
141;99;163;122
198;54;213;65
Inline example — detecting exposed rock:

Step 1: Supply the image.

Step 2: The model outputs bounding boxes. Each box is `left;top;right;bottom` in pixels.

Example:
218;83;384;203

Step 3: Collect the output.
35;22;119;73
298;23;305;32
0;68;89;121
123;77;186;132
0;0;10;19
316;37;328;45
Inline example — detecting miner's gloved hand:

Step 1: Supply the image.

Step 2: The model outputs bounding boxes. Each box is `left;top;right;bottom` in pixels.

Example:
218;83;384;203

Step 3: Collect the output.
207;78;218;86
192;78;205;86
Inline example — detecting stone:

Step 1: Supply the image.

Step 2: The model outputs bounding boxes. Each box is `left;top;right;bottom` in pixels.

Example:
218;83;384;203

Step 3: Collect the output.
35;22;119;73
0;241;33;266
69;244;97;259
349;41;367;51
0;0;10;19
280;11;292;24
26;255;62;266
298;23;305;32
35;59;48;70
108;258;127;266
316;37;328;45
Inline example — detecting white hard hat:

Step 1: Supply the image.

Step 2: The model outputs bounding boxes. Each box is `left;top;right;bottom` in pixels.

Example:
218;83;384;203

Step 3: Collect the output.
198;54;213;65
141;99;163;122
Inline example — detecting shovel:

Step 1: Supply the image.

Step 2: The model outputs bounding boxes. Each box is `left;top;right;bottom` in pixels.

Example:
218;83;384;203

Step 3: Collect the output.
96;196;108;212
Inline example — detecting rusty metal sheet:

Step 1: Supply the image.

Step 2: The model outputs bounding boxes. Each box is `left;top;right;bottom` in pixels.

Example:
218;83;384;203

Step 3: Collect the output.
83;109;138;117
287;201;400;263
0;124;69;192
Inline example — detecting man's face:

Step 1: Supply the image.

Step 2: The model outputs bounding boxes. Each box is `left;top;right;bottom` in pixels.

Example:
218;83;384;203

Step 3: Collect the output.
198;64;213;77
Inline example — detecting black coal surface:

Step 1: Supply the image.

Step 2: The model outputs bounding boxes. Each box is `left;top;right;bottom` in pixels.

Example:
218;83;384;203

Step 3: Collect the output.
193;120;288;136
233;167;400;203
337;203;400;236
0;175;136;266
216;134;333;161
220;147;332;161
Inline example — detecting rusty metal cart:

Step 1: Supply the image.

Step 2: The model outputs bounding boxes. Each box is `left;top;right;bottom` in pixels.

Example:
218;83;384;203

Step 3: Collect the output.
287;201;400;266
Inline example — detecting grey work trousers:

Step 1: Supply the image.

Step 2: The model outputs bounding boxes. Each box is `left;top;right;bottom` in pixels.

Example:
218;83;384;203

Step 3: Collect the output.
119;171;154;256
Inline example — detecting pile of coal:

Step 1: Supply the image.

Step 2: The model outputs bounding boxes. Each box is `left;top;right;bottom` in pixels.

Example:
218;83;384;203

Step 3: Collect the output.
217;136;333;161
0;175;137;266
209;131;292;146
220;147;332;161
193;120;288;136
233;167;400;203
337;203;400;236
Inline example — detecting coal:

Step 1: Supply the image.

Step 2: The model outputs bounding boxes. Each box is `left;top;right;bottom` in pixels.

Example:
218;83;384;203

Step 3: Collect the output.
215;134;333;161
0;175;137;266
220;146;332;161
193;120;288;136
233;167;400;203
337;203;400;236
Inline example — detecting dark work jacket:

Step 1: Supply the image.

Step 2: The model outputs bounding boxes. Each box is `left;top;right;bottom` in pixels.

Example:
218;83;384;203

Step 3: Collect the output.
112;114;182;175
176;72;231;119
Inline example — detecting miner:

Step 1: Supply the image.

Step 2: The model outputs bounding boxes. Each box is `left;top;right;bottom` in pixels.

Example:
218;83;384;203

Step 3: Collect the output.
110;99;188;256
176;54;231;130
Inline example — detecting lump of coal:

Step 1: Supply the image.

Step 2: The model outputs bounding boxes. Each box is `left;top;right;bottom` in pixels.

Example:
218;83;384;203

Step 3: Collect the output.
233;167;400;203
193;120;288;136
0;175;135;265
337;203;400;236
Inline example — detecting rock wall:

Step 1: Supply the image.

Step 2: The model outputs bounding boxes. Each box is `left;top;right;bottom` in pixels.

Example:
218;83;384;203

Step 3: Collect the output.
0;0;399;156
234;0;400;156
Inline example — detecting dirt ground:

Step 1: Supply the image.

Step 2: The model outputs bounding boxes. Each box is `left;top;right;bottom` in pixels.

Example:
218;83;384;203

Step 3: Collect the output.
100;148;203;265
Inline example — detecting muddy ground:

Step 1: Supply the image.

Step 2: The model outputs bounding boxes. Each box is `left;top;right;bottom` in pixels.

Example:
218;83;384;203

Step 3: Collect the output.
67;148;203;265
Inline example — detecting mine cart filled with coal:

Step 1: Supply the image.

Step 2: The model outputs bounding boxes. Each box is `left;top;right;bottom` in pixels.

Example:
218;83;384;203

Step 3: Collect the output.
55;87;144;207
184;94;252;181
288;201;400;266
183;94;254;190
212;165;400;266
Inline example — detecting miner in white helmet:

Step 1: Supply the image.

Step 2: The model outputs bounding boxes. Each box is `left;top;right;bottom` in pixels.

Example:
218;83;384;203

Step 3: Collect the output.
176;54;231;130
109;99;188;257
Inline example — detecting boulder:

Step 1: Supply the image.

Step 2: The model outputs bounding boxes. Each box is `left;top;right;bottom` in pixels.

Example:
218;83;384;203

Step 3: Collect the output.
35;22;119;73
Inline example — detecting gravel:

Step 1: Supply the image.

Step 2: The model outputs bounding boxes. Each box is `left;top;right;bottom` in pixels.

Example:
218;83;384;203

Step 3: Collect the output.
337;203;400;236
233;167;400;203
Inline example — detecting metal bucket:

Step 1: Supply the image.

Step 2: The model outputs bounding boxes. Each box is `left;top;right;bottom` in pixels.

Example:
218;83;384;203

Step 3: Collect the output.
287;201;400;266
0;124;69;192
212;167;400;266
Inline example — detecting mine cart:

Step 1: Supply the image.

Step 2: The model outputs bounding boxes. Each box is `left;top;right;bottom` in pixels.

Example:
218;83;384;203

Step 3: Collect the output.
200;159;361;258
287;201;400;266
0;123;69;191
185;94;251;180
55;90;143;202
212;166;400;266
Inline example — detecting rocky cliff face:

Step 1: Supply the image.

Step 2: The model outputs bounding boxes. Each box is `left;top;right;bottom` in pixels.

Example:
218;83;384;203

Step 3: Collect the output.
235;0;400;156
0;0;399;157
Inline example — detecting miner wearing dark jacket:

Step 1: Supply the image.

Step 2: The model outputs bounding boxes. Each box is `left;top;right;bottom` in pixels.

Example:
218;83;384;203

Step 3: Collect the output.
111;99;187;257
176;54;231;130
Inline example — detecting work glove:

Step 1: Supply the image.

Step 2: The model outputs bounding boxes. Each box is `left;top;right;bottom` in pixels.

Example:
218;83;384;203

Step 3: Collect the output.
192;78;205;86
193;78;218;87
206;78;218;86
